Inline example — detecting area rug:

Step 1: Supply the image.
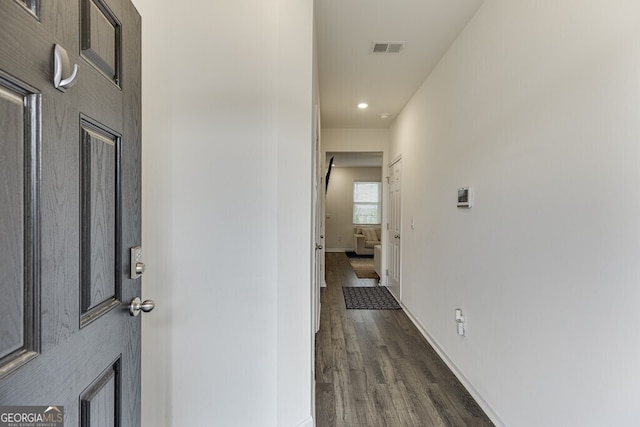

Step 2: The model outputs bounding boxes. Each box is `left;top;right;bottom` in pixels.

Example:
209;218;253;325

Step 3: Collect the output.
342;286;401;310
346;256;379;279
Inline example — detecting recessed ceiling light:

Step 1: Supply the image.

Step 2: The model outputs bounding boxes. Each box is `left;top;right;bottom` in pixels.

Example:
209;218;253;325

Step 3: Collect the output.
379;113;389;119
357;103;368;109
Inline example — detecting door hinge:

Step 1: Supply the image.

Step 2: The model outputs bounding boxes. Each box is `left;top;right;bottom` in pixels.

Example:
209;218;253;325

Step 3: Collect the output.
386;269;389;276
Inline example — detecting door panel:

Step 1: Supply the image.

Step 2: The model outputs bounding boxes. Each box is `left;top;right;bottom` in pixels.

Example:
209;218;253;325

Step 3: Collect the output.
0;87;24;358
0;0;142;425
0;68;41;378
0;76;39;373
80;119;120;327
80;359;120;427
81;0;121;86
15;0;39;18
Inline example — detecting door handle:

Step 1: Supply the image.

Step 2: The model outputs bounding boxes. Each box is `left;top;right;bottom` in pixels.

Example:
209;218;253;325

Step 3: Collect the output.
53;44;79;92
315;244;323;250
129;297;155;316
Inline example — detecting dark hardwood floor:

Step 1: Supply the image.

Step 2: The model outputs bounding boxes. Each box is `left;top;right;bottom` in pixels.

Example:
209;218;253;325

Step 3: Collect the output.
315;252;493;427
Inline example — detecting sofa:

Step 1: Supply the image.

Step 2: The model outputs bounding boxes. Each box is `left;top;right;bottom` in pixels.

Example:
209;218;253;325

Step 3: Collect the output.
353;226;381;255
373;244;382;278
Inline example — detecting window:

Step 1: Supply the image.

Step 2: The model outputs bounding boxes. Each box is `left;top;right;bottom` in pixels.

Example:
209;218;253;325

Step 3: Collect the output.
353;181;381;224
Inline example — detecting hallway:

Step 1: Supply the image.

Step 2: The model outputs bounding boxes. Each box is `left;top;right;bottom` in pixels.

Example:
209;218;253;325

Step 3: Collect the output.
315;253;493;426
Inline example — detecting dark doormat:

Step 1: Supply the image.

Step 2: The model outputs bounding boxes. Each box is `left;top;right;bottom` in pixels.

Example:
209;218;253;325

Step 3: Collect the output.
342;286;401;310
345;251;373;259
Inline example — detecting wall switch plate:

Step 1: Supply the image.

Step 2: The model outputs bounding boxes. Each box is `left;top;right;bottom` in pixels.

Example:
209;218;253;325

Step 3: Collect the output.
457;187;473;208
455;309;465;336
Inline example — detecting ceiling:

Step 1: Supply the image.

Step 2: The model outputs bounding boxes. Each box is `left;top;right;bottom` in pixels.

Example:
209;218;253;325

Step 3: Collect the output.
316;0;485;129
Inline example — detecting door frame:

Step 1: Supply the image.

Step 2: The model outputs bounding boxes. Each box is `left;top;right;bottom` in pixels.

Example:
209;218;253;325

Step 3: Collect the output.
387;155;402;299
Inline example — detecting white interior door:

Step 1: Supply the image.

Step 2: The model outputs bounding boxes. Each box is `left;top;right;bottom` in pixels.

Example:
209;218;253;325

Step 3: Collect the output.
311;105;323;333
387;158;402;299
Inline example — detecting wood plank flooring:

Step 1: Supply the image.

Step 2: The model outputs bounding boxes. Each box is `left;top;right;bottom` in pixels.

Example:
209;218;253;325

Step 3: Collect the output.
315;253;493;427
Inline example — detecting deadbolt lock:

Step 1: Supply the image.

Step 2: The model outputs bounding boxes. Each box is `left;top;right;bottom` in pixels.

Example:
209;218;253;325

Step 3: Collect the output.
130;246;145;279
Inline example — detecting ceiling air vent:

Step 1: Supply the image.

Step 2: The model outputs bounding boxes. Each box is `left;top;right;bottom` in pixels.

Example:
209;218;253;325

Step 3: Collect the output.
370;41;406;54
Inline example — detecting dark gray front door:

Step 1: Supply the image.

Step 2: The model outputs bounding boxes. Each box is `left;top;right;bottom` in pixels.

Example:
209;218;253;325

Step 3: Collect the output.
0;0;142;425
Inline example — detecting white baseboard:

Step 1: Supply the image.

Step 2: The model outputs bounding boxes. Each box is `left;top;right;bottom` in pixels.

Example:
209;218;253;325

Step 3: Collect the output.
295;416;314;427
325;247;353;253
400;303;505;427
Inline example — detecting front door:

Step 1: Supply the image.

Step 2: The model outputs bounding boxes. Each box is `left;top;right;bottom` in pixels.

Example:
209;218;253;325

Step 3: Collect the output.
387;158;402;298
0;0;143;425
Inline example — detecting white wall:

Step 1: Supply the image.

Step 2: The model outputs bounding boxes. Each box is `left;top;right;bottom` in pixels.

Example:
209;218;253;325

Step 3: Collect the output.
133;1;314;426
322;128;390;155
325;167;382;251
390;0;640;425
133;2;172;426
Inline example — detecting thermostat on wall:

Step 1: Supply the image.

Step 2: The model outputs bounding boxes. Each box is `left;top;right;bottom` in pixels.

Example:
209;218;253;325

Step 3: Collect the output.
457;187;473;208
